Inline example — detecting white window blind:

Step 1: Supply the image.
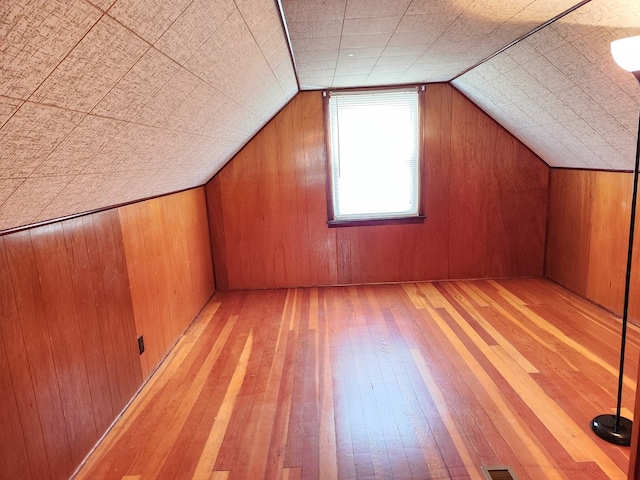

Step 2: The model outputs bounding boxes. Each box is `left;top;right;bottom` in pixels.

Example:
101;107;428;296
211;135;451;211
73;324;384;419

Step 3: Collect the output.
328;88;420;221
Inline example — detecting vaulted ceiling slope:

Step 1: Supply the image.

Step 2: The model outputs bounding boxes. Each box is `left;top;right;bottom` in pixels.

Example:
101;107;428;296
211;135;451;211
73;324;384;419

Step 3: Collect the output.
0;0;297;231
283;0;640;171
1;0;640;233
453;0;640;170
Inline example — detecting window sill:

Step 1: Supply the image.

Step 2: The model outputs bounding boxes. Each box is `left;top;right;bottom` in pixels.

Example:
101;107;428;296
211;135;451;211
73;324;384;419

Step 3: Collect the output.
327;215;426;228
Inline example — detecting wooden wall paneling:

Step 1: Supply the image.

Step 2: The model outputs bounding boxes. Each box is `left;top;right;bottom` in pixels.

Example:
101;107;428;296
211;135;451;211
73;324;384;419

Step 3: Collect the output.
206;87;548;290
275;94;305;287
3;229;75;480
186;189;215;309
0;324;33;479
61;216;116;434
206;175;230;291
301;91;337;287
419;83;451;281
147;198;174;354
90;210;142;405
29;223;98;466
545;170;595;296
0;237;39;480
119;204;159;378
151;197;184;341
257;120;287;289
448;88;548;279
585;172;629;315
630;203;640;323
82;213;126;411
220;141;260;289
121;188;215;376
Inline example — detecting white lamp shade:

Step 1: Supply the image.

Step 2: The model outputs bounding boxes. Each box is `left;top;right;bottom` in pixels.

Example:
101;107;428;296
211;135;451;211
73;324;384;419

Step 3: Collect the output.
611;35;640;72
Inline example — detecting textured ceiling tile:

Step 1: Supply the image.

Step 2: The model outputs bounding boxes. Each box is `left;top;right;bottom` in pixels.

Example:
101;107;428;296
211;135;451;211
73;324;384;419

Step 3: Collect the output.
155;0;236;64
281;0;345;21
32;115;127;177
185;10;256;89
345;0;411;18
554;85;609;119
580;76;636;116
132;67;202;127
332;75;370;88
0;179;24;207
339;47;385;59
375;54;420;67
108;0;193;44
34;173;113;221
296;50;337;70
213;99;263;142
159;81;226;136
342;16;401;35
30;15;149;112
286;19;343;39
0;0;101;99
92;48;179;121
522;56;573;92
299;76;334;89
535;92;580;123
80;122;159;173
0;96;23;128
584;114;636;146
237;0;284;49
381;44;426;57
86;0;116;11
0;175;73;231
336;56;377;69
526;25;569;55
501;66;551;98
335;66;372;76
370;64;406;75
543;43;605;86
341;33;392;49
387;30;441;47
564;119;608;147
506;41;541;66
0;102;85;179
291;36;341;52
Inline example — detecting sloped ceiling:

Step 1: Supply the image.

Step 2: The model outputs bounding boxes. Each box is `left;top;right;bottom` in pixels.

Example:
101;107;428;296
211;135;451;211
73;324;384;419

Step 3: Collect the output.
0;0;297;231
452;0;640;169
1;0;640;233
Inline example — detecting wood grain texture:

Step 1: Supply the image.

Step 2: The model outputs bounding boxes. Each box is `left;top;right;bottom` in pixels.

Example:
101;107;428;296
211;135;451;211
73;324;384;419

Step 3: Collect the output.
545;169;632;318
119;188;215;379
0;187;215;480
205;85;550;290
73;278;638;480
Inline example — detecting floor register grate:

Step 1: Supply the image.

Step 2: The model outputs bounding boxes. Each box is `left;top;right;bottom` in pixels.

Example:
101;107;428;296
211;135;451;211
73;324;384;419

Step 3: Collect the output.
481;465;519;480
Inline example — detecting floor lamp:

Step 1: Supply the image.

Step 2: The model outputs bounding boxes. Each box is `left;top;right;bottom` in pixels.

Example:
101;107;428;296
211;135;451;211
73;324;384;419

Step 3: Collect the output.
591;35;640;447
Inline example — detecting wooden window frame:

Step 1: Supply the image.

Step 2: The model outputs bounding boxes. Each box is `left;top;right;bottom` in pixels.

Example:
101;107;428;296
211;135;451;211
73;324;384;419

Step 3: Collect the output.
323;85;426;227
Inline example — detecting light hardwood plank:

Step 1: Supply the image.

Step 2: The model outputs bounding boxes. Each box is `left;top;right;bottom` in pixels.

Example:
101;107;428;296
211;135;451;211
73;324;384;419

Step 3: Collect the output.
74;279;637;480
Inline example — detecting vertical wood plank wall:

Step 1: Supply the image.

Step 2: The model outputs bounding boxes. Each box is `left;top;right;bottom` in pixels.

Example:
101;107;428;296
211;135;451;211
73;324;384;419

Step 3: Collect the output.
205;85;550;290
0;187;214;480
119;188;215;378
545;169;638;319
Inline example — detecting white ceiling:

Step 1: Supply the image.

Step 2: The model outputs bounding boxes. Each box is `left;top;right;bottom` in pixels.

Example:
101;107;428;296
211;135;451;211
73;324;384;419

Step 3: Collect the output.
0;0;639;232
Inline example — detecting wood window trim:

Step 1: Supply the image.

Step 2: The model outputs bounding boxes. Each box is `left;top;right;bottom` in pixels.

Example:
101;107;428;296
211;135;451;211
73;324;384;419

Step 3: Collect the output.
323;85;426;227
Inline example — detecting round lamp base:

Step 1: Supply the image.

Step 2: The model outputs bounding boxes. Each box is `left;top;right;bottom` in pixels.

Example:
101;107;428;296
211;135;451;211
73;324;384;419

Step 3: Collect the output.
591;414;632;446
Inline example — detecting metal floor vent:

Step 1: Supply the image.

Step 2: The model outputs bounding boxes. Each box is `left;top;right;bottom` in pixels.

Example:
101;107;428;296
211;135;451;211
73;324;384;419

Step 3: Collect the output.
481;465;518;480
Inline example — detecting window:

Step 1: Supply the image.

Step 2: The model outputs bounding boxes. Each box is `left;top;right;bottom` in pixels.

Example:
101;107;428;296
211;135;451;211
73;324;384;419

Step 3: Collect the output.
326;87;422;224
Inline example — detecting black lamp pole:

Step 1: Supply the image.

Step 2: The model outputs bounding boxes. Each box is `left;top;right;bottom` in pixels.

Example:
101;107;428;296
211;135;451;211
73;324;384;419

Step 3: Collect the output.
591;70;640;447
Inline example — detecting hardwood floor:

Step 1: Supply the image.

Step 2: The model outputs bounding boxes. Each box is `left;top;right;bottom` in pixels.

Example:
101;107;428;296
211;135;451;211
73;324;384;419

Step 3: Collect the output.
72;278;640;480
